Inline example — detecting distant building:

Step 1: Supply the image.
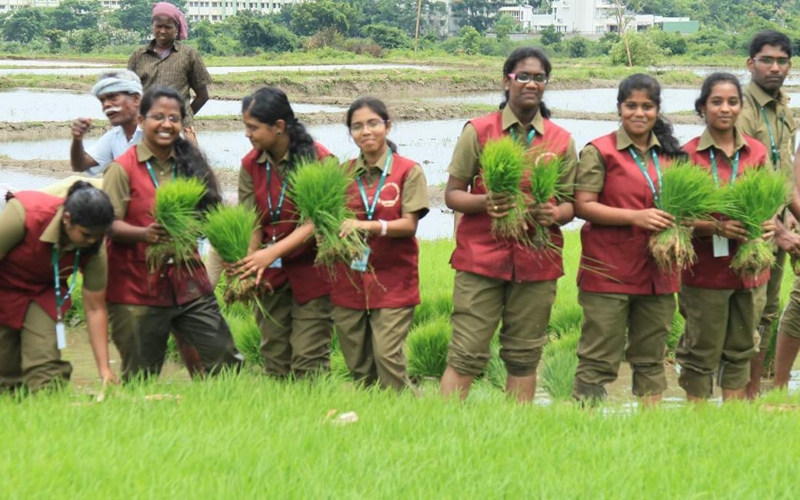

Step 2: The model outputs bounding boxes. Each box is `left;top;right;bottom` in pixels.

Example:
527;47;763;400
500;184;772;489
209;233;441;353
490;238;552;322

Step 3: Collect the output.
498;5;534;30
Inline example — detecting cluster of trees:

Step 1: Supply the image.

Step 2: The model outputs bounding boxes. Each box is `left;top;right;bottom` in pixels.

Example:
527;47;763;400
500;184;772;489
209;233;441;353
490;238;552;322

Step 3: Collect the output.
0;0;800;60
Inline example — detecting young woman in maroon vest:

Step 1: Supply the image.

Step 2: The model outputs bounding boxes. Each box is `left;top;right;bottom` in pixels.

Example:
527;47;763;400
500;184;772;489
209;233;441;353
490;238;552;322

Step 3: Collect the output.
678;73;770;402
233;86;336;378
104;86;242;381
0;182;117;392
331;97;429;391
572;74;686;406
440;47;578;402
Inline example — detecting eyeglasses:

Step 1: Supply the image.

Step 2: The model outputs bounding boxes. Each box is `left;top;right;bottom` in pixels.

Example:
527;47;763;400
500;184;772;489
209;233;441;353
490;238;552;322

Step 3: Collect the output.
508;73;548;84
146;113;182;124
350;119;386;133
755;56;791;67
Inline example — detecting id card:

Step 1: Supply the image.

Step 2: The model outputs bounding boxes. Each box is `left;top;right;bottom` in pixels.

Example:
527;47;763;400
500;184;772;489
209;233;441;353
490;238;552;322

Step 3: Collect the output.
267;242;282;269
350;248;371;272
712;235;730;258
56;321;67;350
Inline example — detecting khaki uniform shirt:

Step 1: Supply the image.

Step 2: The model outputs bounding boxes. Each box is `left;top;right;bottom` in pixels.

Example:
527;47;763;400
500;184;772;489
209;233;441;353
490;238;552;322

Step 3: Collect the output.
576;127;662;193
0;200;107;291
238;150;291;211
103;144;176;219
447;106;578;198
353;149;429;217
739;81;796;179
127;41;212;121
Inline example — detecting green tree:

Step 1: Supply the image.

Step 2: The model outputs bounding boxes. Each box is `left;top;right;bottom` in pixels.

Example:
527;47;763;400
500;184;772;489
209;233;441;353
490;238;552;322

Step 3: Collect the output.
47;0;101;32
539;25;563;46
566;36;589;57
361;23;413;49
494;13;518;41
291;0;359;37
649;28;687;55
609;32;665;66
2;7;45;43
458;25;482;54
452;0;494;33
234;11;298;54
69;29;110;53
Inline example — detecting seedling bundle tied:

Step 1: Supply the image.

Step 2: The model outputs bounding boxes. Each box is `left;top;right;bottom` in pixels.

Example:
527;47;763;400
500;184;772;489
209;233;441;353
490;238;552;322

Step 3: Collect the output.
146;177;206;273
718;168;789;279
289;157;368;271
649;161;719;271
480;136;568;247
203;204;264;305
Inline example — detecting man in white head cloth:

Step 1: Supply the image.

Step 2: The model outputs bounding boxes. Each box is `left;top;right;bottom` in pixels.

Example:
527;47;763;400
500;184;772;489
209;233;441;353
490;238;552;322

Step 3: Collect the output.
70;70;144;176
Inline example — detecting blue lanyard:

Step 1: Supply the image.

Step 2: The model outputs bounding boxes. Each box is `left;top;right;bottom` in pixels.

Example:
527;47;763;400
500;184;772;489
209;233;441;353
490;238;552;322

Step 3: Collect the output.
709;149;740;187
145;159;176;188
356;154;391;221
265;161;287;223
52;246;80;322
760;106;781;169
510;127;536;146
629;147;662;204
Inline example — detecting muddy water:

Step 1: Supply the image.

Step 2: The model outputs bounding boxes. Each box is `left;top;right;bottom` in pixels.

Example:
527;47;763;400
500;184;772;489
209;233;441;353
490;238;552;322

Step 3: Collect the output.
0;89;344;122
0;119;707;185
0;63;433;77
432;88;800;113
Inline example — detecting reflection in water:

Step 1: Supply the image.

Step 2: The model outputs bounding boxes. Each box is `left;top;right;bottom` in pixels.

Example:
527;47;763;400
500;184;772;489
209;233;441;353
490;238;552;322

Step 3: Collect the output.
0;119;706;186
0;89;343;122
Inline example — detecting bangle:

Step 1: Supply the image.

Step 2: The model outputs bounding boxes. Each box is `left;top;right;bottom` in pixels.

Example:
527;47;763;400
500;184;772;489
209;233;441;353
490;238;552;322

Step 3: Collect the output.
379;219;388;236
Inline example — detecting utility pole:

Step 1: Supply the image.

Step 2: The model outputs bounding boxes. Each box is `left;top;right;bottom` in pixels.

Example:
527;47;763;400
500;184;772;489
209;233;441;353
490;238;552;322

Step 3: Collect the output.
414;0;423;52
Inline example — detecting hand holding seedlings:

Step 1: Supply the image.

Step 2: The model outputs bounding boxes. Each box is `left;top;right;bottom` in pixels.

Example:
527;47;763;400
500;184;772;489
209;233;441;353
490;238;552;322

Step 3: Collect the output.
632;208;674;231
531;202;559;227
238;247;278;285
143;223;170;245
485;192;514;218
339;218;369;238
761;220;776;241
715;220;749;241
775;227;800;256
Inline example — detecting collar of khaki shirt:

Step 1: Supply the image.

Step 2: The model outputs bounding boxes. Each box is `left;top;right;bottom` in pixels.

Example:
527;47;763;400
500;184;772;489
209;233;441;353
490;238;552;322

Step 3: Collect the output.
354;148;393;177
696;126;749;154
615;126;661;154
501;105;545;137
40;205;75;251
146;39;182;54
256;149;292;175
136;143;175;165
746;80;790;108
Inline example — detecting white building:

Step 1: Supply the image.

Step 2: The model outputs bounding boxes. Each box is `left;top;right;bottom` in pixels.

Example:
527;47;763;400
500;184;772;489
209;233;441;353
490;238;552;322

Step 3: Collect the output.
526;0;693;35
498;5;534;30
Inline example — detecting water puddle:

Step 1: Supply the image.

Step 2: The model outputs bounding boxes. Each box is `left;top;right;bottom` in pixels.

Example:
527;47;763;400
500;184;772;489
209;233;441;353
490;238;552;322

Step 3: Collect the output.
0;118;706;185
0;63;433;77
0;59;109;67
0;89;343;122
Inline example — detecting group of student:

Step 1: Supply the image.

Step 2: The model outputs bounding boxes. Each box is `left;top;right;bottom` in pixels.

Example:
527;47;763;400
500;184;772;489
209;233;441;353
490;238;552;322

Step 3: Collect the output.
2;28;800;406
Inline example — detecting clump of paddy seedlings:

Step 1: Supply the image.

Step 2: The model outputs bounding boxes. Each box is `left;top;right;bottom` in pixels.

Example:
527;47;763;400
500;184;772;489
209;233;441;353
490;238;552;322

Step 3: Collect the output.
528;153;569;249
649;161;719;272
480;136;532;242
146;177;206;274
718;168;789;279
203;204;268;306
288;157;368;273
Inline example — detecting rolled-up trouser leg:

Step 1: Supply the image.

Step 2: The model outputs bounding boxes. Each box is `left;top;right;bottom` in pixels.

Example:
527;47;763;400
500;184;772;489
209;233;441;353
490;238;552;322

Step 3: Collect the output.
626;294;674;398
108;303;171;381
256;285;293;377
758;248;786;351
289;295;334;376
719;285;765;390
19;302;72;392
333;306;377;386
369;307;415;391
499;279;556;377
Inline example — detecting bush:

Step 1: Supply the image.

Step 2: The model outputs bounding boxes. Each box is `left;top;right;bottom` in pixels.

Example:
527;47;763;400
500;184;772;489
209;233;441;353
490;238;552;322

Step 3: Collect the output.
361;23;412;50
406;317;451;379
609;32;666;66
540;25;563;46
343;37;384;57
540;328;580;400
566;36;589;58
458;25;482;55
649;28;687;56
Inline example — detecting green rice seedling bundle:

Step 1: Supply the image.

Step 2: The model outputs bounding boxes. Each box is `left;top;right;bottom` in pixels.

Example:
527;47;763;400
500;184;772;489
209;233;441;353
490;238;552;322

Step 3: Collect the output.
528;154;569;249
649;161;719;272
480;136;531;241
203;204;266;307
146;177;206;273
719;168;789;279
288;157;368;271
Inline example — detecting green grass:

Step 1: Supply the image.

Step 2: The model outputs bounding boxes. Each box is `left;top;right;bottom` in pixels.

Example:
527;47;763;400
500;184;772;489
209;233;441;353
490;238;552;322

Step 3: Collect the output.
4;374;800;497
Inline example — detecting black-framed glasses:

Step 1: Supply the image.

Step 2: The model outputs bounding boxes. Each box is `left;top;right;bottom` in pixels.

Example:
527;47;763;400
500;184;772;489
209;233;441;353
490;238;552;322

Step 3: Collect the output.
755;56;790;67
508;73;548;84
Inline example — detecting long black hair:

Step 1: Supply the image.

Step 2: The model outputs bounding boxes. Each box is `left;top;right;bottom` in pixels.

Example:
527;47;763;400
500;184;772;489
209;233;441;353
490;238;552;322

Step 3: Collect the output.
346;96;398;153
499;46;552;119
242;86;317;167
694;72;742;118
617;74;686;159
140;86;221;211
64;180;114;255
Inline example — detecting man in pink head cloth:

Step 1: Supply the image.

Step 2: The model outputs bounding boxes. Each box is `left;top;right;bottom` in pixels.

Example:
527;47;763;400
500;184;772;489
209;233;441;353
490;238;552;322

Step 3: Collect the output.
127;2;211;129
